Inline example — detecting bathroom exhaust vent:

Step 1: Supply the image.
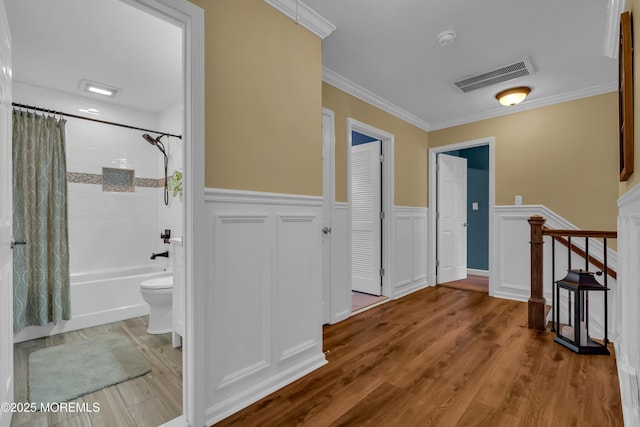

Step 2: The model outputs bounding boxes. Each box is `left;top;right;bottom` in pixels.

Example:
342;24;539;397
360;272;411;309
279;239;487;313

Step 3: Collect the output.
453;57;535;93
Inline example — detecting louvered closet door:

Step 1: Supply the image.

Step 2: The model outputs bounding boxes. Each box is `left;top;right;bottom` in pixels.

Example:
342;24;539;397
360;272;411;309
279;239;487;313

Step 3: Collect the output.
351;140;382;296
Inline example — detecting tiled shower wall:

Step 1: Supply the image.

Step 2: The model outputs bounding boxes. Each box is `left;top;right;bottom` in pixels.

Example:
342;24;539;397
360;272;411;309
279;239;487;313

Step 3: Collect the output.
14;82;182;274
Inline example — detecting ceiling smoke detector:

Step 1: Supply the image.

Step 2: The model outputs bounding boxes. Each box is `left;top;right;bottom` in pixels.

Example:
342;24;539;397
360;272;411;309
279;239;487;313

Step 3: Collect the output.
437;30;456;47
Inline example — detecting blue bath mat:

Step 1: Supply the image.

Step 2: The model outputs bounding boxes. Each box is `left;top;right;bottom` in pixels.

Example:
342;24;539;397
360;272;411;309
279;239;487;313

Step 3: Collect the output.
28;333;151;405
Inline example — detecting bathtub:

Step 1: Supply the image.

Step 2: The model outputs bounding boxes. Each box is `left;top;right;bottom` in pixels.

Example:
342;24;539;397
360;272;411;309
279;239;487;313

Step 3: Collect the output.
14;265;171;343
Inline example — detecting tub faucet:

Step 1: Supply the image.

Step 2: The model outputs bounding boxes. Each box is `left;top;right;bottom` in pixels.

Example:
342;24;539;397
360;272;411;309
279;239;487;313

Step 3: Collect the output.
150;251;169;260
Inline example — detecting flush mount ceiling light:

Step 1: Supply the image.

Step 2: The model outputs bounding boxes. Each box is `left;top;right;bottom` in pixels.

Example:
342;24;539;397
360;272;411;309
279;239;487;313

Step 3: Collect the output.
80;79;119;97
495;86;531;106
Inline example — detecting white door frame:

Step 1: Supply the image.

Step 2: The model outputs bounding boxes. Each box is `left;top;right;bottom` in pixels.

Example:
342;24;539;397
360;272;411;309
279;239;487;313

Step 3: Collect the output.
0;2;13;426
347;118;394;299
321;107;335;324
116;1;205;426
428;137;495;294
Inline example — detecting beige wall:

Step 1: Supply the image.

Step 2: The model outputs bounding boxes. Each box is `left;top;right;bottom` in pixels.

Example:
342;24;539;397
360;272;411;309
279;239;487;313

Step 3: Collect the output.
190;0;323;196
430;93;619;232
322;83;430;206
620;0;640;195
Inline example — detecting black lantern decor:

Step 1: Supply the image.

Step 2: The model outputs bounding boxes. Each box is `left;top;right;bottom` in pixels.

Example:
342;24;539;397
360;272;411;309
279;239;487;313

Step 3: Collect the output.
554;269;609;355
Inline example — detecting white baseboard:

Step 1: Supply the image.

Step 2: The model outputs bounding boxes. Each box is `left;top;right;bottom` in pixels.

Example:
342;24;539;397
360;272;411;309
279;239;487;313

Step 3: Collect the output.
393;280;431;300
467;269;489;277
205;354;327;425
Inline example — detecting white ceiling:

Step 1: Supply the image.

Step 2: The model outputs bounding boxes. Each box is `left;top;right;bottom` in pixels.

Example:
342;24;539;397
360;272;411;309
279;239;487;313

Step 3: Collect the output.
5;0;182;114
5;0;618;129
305;0;618;130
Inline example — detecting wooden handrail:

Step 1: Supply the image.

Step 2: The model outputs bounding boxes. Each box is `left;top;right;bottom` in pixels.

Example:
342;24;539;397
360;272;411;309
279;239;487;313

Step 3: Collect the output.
542;228;617;239
545;230;617;280
528;216;617;331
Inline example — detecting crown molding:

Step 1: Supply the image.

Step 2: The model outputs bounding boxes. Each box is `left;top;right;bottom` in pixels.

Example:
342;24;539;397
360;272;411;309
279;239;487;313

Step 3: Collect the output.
322;67;431;132
429;82;617;131
604;0;626;59
263;0;335;39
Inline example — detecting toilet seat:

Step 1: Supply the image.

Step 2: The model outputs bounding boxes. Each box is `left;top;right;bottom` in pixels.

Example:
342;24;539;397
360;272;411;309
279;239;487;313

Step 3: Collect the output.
140;275;173;290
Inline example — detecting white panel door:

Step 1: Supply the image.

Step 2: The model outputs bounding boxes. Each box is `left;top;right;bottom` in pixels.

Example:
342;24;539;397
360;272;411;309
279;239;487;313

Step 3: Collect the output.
0;1;13;425
351;140;381;296
437;154;467;284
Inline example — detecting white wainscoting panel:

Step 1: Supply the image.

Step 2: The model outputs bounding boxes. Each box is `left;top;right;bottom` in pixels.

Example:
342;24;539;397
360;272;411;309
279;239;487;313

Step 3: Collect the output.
204;189;327;424
616;185;640;427
493;205;617;343
492;208;532;301
276;214;321;363
493;205;617;301
212;213;271;390
393;206;429;299
331;203;351;323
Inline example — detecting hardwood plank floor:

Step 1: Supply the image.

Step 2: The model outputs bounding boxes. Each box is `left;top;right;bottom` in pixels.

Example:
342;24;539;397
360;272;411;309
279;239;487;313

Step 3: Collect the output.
216;286;623;426
438;274;489;294
11;316;182;427
351;291;388;312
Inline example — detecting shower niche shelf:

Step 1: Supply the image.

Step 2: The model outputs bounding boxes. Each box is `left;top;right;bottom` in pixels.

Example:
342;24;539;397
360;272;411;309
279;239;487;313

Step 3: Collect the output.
102;167;135;192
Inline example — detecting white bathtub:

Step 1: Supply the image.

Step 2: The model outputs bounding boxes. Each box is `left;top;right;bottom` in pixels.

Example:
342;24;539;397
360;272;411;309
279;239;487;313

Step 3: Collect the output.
14;265;171;343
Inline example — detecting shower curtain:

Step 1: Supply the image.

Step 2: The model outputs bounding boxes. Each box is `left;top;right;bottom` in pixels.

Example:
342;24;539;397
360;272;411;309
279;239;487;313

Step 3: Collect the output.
12;109;70;332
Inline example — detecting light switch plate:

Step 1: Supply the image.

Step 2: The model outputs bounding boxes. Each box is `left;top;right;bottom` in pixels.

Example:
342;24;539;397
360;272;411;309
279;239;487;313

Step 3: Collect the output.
515;195;523;205
472;202;478;210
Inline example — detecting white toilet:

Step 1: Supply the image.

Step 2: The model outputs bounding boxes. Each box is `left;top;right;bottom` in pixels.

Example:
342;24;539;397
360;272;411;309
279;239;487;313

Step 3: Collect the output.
140;274;173;334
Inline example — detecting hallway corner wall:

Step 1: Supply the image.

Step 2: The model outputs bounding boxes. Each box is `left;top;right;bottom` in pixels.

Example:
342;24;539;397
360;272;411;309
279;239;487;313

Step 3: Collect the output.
192;0;323;197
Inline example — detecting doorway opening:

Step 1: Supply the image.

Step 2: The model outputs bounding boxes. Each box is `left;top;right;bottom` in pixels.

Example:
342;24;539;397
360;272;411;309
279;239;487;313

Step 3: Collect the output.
429;138;495;294
3;0;205;425
347;119;394;311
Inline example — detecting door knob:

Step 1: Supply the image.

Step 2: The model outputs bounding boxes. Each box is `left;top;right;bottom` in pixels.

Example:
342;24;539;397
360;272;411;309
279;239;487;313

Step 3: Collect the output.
322;226;332;235
462;222;467;227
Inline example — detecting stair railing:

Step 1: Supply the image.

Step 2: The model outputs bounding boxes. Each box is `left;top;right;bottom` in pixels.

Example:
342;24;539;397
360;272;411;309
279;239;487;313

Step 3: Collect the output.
528;215;617;331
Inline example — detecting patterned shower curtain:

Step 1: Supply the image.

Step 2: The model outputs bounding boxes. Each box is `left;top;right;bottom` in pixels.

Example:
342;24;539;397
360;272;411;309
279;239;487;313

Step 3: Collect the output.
12;109;70;332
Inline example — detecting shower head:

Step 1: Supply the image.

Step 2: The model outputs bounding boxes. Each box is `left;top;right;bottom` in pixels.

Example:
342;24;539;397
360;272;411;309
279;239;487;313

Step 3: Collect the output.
142;133;167;156
142;133;158;146
142;132;170;206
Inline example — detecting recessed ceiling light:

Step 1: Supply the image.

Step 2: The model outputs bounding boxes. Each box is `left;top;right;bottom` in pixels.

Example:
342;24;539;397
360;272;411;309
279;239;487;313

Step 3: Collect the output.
80;79;119;97
78;108;100;115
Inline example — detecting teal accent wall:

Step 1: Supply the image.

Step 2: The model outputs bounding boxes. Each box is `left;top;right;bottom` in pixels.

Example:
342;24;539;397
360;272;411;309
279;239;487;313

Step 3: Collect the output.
352;131;377;146
443;146;489;271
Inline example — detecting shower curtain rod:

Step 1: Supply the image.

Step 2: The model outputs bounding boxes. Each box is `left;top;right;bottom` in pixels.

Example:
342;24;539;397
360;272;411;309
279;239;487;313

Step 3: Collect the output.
12;102;183;139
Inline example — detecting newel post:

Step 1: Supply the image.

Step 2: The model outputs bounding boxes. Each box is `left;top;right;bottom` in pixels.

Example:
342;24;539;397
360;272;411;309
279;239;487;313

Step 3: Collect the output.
528;215;546;330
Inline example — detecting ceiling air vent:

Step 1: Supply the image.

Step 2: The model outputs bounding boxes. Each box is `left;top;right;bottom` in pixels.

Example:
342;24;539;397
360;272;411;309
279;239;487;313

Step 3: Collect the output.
453;57;535;93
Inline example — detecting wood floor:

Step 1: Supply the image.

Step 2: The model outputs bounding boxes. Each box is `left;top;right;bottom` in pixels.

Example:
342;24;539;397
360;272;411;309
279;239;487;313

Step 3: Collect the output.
11;316;182;427
216;285;623;426
351;291;388;312
438;274;489;294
